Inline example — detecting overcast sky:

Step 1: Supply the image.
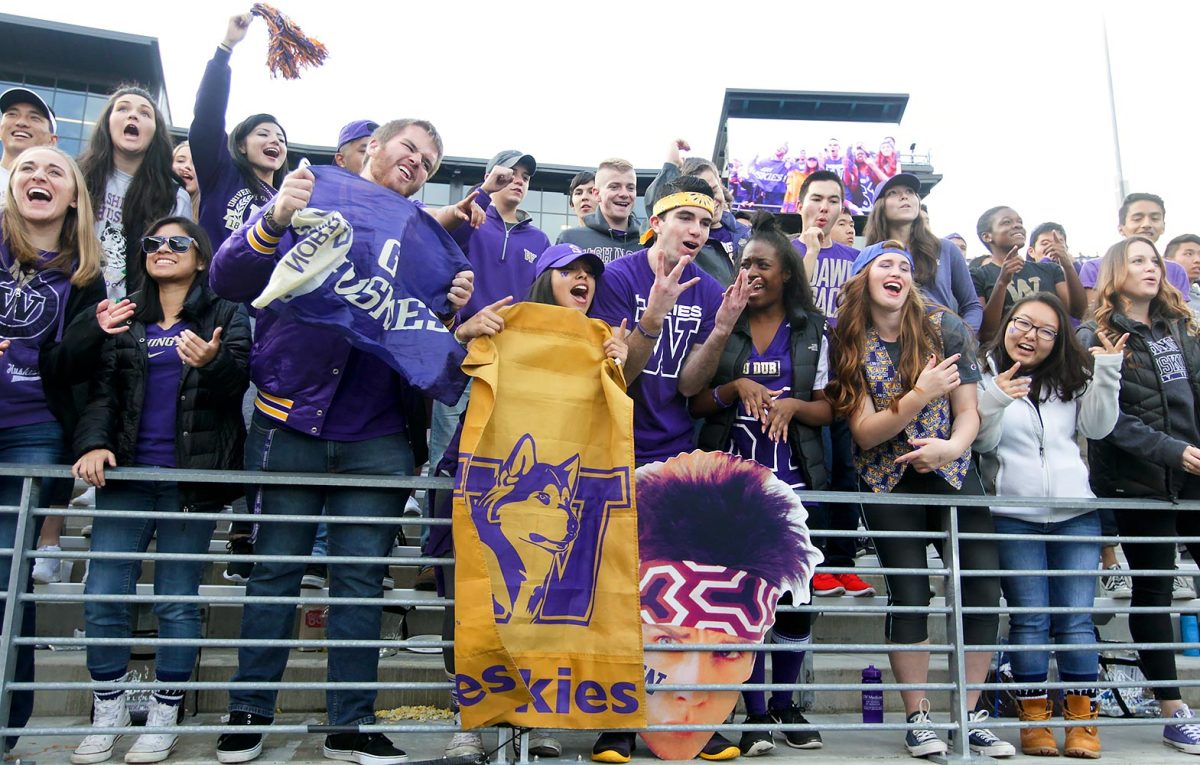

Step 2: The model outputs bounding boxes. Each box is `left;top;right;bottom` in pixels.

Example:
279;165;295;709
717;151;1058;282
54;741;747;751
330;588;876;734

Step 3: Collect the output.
8;0;1198;257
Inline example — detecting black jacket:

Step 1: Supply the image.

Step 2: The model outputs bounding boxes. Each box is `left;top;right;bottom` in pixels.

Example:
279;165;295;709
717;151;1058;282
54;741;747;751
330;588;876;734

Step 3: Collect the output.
697;308;830;490
1080;313;1200;500
73;281;252;507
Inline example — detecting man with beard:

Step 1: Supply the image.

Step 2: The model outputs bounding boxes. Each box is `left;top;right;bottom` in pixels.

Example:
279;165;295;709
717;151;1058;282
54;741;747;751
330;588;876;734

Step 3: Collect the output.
210;118;475;765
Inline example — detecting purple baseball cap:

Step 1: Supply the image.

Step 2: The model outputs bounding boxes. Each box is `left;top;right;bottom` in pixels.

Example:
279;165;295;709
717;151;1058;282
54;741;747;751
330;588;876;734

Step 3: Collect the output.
850;241;914;276
336;120;378;150
534;243;604;278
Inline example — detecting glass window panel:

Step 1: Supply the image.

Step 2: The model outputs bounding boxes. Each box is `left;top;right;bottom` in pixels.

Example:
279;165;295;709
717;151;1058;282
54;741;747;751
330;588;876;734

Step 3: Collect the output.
542;191;569;215
58;137;82;158
541;213;570;236
526;212;542;231
52;90;86;123
423;183;450;206
522;189;542;212
85;94;108;123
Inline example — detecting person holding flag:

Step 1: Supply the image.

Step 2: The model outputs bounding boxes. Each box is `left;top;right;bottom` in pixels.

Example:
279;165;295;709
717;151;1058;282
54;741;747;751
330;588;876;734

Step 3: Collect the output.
208;118;474;765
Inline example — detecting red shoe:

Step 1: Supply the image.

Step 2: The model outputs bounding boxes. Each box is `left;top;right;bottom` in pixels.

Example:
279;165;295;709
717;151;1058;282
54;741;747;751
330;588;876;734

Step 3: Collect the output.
837;572;876;597
812;572;845;596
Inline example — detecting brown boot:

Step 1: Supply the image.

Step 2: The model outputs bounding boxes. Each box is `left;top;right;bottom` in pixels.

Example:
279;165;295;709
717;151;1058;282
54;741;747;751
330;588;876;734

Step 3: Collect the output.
1063;694;1101;759
1019;697;1060;756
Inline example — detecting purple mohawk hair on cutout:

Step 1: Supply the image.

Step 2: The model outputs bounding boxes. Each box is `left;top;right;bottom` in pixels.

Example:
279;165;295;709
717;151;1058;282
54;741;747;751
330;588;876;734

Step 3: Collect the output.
635;451;820;590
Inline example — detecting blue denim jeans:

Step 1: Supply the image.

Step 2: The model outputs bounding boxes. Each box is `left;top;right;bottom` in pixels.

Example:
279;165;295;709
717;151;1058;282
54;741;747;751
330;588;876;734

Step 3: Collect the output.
994;511;1101;683
0;420;65;742
85;479;216;681
229;413;414;726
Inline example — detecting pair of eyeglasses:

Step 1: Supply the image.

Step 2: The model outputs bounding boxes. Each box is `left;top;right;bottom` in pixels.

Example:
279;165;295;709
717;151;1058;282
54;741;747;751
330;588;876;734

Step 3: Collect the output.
141;235;195;254
1008;315;1058;342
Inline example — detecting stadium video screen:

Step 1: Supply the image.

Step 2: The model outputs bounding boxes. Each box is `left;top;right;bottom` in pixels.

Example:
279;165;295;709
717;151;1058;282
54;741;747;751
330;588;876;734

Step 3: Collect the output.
725;119;904;215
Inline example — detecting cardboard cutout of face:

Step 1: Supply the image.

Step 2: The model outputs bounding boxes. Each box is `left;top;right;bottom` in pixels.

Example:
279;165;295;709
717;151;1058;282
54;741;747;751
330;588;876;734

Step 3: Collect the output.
634;451;822;759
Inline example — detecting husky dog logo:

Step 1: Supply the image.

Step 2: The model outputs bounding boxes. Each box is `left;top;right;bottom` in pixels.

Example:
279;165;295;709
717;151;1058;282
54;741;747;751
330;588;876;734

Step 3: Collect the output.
473;434;582;623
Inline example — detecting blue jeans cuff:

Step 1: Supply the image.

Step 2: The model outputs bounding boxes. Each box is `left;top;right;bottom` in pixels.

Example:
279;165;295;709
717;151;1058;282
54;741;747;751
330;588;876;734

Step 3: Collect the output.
229;703;275;720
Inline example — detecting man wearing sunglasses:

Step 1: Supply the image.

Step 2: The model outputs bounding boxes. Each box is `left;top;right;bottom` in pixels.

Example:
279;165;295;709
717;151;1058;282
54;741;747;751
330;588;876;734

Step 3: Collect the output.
208;118;473;765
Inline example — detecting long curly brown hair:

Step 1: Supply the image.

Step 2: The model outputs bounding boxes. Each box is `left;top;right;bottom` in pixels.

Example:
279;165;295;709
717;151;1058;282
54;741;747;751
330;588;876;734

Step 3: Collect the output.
827;246;942;418
1093;236;1195;345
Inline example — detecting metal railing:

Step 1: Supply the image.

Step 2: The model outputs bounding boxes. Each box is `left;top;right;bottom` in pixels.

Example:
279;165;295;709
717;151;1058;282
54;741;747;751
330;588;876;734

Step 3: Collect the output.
3;464;1200;763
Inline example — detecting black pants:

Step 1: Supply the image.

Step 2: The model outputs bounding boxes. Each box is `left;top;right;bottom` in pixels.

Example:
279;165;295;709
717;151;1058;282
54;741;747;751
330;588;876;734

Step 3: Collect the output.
862;468;1001;645
1114;477;1200;701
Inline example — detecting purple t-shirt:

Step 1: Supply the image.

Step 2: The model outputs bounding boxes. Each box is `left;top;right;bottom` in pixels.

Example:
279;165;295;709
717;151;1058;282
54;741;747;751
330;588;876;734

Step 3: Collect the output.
320;348;407;442
1079;257;1190;293
792;241;858;326
0;246;73;429
590;249;724;463
135;323;191;467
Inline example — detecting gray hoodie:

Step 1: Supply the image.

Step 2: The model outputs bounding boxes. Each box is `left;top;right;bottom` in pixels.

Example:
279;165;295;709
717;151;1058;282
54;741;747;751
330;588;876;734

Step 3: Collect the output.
556;209;643;264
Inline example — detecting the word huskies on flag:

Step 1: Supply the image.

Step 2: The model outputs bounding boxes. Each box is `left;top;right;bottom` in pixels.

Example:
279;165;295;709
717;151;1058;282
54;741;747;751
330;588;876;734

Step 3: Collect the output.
452;303;645;730
251;165;470;404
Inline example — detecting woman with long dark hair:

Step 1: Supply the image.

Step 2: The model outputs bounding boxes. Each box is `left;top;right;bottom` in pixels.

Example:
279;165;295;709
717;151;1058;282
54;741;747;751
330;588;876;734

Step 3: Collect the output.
826;240;1011;759
976;293;1124;758
189;13;288;251
863;174;982;332
0;145;106;745
79;86;191;303
1080;236;1200;755
691;213;832;756
432;242;626;761
70;216;250;765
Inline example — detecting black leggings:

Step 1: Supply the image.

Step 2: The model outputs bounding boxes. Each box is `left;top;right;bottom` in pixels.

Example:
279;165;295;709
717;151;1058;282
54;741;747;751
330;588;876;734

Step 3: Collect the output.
861;468;1001;645
1114;477;1200;701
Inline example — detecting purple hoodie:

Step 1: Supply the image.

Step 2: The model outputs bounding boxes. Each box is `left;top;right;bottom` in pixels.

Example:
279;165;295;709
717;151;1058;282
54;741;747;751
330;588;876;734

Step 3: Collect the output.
189;47;277;252
452;189;551;319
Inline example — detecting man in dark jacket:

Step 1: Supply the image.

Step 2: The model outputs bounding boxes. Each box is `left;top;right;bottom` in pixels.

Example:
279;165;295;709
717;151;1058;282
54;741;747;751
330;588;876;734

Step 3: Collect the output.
557;157;642;263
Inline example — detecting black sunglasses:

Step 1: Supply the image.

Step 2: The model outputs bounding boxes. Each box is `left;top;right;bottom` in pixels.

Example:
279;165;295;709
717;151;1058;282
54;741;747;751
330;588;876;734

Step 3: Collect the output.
142;235;195;254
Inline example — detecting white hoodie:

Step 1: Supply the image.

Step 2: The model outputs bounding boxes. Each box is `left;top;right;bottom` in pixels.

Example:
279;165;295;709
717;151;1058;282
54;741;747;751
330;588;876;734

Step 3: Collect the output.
974;353;1123;521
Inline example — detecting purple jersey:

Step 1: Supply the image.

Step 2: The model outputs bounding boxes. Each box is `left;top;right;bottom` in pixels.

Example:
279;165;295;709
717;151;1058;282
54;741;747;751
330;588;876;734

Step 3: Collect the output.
727;323;805;487
792;241;858;326
590;249;724;463
135;323;191;467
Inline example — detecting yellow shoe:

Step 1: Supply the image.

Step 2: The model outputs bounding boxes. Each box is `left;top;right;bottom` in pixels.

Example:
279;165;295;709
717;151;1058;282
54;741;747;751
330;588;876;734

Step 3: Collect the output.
699;733;741;761
591;732;634;763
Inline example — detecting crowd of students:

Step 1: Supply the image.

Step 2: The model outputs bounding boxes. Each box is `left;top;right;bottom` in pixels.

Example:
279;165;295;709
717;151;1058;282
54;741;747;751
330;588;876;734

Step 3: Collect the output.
4;11;1200;765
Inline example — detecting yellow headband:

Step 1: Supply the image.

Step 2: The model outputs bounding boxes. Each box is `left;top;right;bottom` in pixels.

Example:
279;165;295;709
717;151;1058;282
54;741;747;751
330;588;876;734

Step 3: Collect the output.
640;191;717;244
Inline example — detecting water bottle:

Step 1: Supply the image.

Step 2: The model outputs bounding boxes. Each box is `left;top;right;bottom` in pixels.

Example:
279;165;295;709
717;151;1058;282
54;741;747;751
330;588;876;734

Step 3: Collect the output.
862;664;884;723
1182;614;1200;657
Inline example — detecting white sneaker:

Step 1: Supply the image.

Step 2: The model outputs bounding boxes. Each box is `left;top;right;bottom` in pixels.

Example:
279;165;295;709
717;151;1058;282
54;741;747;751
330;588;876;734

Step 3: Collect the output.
1175;569;1197;600
72;694;131;764
125;698;179;763
403;496;423;518
32;544;62;584
526;730;561;758
72;485;97;508
445;714;484;758
1099;564;1132;599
